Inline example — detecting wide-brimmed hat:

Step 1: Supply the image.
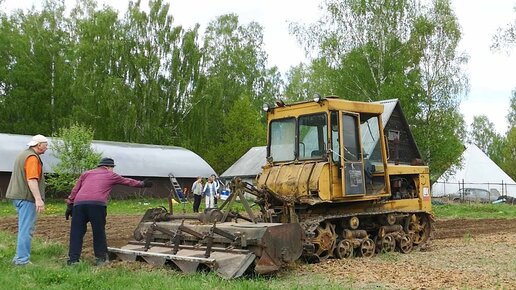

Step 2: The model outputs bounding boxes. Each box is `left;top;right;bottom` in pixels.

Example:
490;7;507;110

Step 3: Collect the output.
27;134;48;147
98;157;115;167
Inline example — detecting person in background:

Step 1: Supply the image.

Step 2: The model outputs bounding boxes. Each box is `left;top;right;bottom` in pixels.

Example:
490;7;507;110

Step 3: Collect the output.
203;175;218;209
6;134;49;266
191;176;203;213
210;174;221;206
65;157;153;265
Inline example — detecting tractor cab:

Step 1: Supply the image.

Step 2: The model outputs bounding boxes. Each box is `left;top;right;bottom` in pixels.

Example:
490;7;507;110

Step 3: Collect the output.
260;97;391;201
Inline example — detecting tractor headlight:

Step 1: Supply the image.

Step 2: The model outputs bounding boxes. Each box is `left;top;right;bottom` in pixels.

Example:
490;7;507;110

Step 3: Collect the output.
313;93;322;103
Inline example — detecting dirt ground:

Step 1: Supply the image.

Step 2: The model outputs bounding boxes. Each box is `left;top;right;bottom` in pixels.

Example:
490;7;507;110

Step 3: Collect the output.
1;216;515;289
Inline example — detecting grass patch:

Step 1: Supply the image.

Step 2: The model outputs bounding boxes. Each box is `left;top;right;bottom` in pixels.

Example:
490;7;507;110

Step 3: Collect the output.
0;230;350;290
462;232;473;244
377;250;400;262
0;198;247;217
433;203;516;219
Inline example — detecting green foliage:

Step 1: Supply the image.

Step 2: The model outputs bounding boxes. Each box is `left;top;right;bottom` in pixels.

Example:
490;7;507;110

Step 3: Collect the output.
466;93;516;180
207;95;266;173
283;64;314;102
508;91;516;128
462;232;472;244
289;0;468;179
181;14;280;172
0;2;281;175
491;5;516;53
378;250;400;262
46;123;101;193
433;203;516;219
501;127;516;180
469;115;498;153
480;93;516;179
500;93;516;180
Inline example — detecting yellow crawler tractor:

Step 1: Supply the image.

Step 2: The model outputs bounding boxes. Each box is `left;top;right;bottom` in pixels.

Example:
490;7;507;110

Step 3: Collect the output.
108;97;433;278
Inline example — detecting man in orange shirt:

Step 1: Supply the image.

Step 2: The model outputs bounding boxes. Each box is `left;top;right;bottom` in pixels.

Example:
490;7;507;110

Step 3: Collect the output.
6;134;48;265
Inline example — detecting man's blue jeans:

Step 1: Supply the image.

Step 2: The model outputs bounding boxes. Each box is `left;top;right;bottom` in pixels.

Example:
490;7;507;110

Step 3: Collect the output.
12;199;37;265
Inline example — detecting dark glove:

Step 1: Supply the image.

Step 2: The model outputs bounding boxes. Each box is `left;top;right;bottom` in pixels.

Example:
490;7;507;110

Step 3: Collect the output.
143;179;153;188
65;204;73;220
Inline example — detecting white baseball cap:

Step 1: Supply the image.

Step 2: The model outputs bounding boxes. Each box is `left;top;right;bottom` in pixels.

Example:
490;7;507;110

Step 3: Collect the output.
27;134;49;146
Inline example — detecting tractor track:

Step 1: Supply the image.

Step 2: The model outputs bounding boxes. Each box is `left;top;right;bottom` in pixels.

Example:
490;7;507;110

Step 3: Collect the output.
0;215;513;258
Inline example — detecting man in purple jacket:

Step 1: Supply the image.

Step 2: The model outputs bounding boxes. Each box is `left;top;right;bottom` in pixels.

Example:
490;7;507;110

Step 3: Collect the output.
65;157;153;265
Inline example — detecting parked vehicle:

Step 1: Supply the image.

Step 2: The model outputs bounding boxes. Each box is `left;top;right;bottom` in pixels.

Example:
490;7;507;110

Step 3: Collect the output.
448;188;500;203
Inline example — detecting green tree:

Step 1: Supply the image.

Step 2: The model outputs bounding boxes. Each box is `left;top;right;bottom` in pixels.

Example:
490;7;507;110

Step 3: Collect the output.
491;11;516;180
0;0;69;135
469;115;498;153
120;0;202;144
501;127;516;180
468;115;508;169
508;91;516;128
207;95;266;173
46;123;102;194
488;135;507;168
491;4;516;53
283;63;316;102
182;14;280;170
289;0;468;179
499;93;516;179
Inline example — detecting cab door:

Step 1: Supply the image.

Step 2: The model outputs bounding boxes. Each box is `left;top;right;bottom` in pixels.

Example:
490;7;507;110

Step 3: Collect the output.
340;112;366;195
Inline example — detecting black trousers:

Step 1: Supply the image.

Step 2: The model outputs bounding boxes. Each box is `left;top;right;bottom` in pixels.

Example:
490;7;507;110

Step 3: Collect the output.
193;194;202;213
68;204;107;262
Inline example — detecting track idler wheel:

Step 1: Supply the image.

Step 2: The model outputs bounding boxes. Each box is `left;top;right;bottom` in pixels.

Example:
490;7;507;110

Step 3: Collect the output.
396;234;413;254
334;240;353;259
408;213;431;246
359;238;375;257
377;234;396;253
311;222;337;261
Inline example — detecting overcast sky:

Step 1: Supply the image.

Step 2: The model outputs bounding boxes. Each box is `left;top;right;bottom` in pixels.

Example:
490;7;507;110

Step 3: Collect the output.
2;0;516;134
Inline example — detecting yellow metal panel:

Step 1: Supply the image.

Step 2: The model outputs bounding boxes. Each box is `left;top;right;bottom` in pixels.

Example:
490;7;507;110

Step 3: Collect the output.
387;164;428;175
261;163;322;199
331;165;343;199
326;99;384;114
257;165;270;187
380;199;423;211
318;165;331;200
309;163;325;191
268;98;384;121
276;165;301;197
265;165;281;193
418;172;432;212
298;163;315;197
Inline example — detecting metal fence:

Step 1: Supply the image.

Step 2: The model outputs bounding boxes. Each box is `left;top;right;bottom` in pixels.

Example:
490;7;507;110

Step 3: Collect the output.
432;180;516;202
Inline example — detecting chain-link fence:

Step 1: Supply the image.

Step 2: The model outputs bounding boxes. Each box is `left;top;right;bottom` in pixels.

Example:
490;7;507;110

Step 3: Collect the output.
432;180;516;204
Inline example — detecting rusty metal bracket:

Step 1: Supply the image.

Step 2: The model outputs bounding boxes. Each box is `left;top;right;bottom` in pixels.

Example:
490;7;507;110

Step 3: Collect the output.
178;224;205;240
203;222;217;258
151;223;178;239
212;227;238;242
221;186;257;224
144;224;155;251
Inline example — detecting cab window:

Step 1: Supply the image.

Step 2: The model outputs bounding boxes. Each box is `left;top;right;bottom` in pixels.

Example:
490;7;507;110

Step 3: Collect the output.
298;113;327;160
269;118;296;162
